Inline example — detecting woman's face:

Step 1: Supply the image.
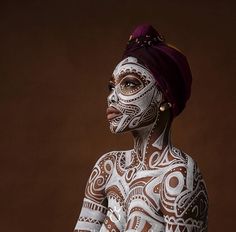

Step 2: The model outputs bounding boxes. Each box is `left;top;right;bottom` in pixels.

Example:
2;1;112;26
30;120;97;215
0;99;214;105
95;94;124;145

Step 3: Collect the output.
107;57;162;133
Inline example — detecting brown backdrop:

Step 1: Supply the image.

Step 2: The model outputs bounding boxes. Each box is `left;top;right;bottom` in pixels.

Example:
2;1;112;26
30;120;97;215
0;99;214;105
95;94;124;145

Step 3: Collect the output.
0;1;235;231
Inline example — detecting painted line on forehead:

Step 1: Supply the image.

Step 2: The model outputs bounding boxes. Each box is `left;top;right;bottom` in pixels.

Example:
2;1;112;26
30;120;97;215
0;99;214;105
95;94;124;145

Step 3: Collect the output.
120;61;148;71
114;62;153;83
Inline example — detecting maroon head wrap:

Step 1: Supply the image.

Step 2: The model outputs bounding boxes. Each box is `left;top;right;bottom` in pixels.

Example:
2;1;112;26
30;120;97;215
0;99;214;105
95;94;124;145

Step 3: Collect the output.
122;24;192;117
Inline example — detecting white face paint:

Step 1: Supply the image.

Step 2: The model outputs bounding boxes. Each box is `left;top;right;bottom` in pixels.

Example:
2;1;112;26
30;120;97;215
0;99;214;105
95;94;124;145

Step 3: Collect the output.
107;57;162;133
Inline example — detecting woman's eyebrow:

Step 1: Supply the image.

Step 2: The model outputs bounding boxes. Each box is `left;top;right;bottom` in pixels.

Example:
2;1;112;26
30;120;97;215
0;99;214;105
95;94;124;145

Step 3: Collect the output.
113;72;141;84
120;72;142;81
120;72;141;78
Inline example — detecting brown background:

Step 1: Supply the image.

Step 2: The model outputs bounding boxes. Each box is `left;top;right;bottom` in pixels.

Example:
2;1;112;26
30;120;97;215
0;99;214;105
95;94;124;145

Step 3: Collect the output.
0;1;235;231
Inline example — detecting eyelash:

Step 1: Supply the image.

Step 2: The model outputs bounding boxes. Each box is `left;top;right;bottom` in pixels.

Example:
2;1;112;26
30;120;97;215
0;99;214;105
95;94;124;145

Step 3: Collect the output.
108;80;140;92
124;81;137;87
108;83;115;91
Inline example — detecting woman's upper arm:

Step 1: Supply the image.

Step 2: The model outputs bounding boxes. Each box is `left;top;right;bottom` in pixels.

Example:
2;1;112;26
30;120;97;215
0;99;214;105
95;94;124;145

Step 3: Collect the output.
160;160;208;231
84;152;113;204
74;152;114;232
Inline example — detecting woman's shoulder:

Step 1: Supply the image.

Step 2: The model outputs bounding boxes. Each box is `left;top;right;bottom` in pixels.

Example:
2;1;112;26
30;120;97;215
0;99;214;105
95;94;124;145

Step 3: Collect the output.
94;150;132;172
94;149;133;167
163;146;205;191
169;146;198;170
160;147;208;227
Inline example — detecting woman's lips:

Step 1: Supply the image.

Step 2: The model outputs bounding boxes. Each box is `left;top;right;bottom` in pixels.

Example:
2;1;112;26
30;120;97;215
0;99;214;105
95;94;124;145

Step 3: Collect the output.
106;106;122;120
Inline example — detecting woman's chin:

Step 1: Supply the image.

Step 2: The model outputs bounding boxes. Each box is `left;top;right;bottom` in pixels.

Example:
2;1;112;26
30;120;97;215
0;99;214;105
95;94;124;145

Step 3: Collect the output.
109;126;122;134
109;125;131;134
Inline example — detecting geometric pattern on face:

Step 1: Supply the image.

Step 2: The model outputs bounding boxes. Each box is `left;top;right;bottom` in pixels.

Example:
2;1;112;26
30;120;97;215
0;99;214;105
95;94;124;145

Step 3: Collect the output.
108;56;162;134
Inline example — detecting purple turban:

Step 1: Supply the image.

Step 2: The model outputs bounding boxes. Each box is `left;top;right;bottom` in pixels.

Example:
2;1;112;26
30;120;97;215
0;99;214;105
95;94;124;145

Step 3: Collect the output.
122;24;192;117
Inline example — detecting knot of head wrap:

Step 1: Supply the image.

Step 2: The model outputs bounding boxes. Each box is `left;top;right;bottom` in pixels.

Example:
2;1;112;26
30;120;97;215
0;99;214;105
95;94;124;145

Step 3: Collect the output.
122;24;192;117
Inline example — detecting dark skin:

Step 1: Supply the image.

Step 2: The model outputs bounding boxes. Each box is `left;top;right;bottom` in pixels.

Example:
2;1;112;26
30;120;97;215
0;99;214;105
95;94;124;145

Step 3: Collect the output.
108;72;172;162
108;73;149;96
74;72;208;231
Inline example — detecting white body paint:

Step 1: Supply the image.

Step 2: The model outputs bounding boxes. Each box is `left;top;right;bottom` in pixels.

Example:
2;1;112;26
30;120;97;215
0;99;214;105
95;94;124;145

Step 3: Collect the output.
74;57;208;232
74;147;208;232
108;57;162;134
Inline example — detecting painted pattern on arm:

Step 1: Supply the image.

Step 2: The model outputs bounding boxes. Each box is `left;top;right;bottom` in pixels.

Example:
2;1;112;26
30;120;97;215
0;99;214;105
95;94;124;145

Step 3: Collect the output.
74;152;116;232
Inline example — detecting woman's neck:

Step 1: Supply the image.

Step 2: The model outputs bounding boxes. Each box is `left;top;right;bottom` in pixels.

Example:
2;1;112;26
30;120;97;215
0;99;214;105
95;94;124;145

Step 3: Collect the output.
131;110;172;166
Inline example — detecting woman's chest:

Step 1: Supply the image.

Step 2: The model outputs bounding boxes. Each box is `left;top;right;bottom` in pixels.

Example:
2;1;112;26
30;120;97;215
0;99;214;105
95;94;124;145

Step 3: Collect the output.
104;166;166;230
106;167;165;206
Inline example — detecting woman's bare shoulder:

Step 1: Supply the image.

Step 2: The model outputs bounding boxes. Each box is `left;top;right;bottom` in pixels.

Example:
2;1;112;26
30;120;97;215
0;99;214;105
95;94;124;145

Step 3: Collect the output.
162;146;206;191
96;149;133;162
85;150;127;203
160;146;208;227
169;146;197;169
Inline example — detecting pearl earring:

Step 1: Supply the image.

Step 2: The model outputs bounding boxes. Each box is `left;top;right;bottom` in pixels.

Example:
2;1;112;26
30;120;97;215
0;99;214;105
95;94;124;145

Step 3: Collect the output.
159;102;172;111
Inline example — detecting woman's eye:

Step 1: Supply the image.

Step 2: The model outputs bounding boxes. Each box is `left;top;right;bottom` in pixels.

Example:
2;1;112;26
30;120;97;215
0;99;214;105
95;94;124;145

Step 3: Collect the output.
119;76;144;95
124;81;137;88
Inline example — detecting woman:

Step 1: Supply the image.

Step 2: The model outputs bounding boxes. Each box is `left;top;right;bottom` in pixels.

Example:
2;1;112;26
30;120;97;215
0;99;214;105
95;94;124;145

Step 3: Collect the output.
74;24;208;232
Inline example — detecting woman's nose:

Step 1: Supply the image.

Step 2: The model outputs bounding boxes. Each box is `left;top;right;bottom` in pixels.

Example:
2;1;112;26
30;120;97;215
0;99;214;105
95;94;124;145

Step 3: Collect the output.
108;90;119;105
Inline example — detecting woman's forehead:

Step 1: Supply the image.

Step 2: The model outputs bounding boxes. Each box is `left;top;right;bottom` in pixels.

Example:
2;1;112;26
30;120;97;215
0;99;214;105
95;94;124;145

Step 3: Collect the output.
112;56;155;83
